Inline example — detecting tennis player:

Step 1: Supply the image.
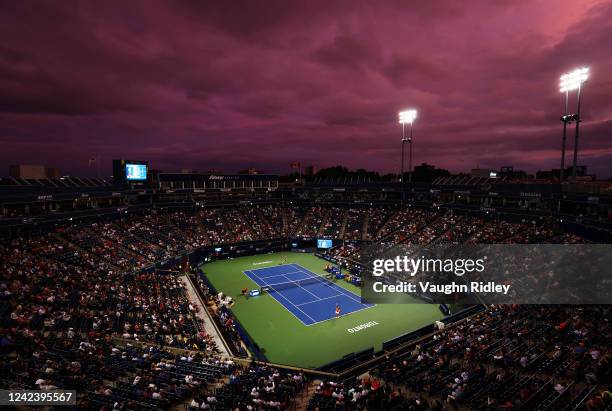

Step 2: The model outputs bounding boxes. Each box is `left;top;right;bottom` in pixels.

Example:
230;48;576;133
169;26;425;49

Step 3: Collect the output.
335;304;341;318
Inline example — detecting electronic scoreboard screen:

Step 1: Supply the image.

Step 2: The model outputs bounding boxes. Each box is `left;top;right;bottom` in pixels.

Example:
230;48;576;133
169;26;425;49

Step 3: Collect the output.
317;239;333;249
126;163;147;180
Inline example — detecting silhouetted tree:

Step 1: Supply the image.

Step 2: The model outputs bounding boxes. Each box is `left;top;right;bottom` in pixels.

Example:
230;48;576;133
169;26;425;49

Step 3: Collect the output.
410;163;451;182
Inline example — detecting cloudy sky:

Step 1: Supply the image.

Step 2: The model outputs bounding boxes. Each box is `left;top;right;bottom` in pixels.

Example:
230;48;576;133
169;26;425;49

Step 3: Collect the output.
1;0;611;177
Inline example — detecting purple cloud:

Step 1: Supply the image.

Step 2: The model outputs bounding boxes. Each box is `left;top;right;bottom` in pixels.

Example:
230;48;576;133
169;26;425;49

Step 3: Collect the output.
0;0;610;178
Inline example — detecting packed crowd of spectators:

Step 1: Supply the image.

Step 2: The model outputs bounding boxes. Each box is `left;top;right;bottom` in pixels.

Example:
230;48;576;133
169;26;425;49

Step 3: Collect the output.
376;209;439;244
258;205;287;237
323;209;590;272
104;220;172;262
61;223;151;271
0;226;312;408
190;363;307;410
370;305;610;410
296;206;328;237
319;207;347;238
198;208;232;245
1;204;605;410
284;205;309;237
1;235;214;349
326;243;362;262
308;377;432;410
170;211;210;249
306;305;610;410
344;208;369;240
222;208;256;242
365;207;395;240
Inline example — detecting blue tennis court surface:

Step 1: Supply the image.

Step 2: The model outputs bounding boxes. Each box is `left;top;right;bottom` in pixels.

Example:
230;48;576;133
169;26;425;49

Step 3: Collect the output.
244;263;374;326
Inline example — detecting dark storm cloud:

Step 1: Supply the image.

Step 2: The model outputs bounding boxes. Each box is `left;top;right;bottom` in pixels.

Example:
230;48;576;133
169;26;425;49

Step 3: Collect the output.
0;0;610;177
312;34;381;70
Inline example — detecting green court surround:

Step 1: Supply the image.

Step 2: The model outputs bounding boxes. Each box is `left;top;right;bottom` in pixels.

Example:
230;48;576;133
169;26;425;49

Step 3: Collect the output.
201;251;444;368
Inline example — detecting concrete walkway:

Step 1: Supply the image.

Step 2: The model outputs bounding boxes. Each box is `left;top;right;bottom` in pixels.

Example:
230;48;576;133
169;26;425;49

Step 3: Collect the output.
180;275;231;357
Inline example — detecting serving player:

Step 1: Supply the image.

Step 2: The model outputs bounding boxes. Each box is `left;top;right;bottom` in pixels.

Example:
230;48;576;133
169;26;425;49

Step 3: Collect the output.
335;303;341;319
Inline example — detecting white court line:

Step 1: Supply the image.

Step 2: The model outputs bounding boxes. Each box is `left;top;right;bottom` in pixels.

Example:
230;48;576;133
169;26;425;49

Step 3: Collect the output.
286;263;366;306
243;270;316;326
252;270;316;285
252;269;306;280
243;264;375;327
309;304;376;326
248;263;296;274
289;264;365;305
294;264;366;305
253;261;273;265
295;293;344;307
262;270;307;279
270;287;318;324
281;274;321;300
257;272;304;283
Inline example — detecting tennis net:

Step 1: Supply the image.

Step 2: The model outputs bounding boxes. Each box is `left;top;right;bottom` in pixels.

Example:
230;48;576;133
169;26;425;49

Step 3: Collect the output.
261;276;332;292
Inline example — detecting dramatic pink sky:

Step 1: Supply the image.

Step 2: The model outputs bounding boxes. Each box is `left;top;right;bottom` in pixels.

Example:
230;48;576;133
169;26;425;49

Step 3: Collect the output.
1;0;611;177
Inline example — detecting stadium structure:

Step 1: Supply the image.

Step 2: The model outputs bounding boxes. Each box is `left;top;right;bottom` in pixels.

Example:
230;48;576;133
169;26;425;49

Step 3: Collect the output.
1;170;610;410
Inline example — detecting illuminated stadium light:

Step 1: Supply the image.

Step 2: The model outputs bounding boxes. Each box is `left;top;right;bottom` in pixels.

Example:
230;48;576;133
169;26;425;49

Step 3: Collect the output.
558;67;589;181
398;109;417;125
398;109;418;206
559;67;589;92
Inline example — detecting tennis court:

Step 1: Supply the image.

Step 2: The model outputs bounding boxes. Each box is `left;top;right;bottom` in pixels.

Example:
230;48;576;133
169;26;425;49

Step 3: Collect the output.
244;263;374;325
203;252;446;367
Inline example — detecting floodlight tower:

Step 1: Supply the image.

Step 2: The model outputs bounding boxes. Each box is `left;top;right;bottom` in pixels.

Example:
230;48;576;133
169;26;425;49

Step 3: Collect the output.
559;67;589;181
398;109;417;205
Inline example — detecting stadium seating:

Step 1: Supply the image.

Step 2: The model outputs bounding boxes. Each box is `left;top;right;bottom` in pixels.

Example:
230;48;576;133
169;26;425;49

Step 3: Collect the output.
2;203;609;410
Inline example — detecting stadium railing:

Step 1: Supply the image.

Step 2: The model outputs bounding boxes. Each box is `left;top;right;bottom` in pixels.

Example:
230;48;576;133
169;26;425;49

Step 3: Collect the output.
318;348;375;373
331;304;485;380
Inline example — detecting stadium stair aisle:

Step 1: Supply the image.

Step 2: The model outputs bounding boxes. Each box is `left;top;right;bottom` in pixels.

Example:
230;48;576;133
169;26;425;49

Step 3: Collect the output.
281;207;292;235
294;380;322;411
194;218;211;244
255;207;276;236
292;207;312;237
362;211;369;240
339;209;349;239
